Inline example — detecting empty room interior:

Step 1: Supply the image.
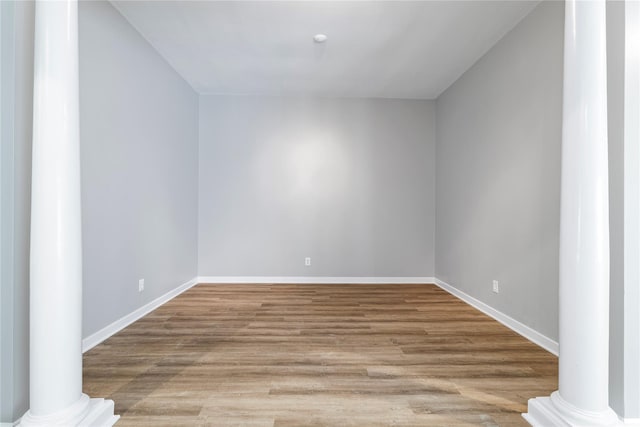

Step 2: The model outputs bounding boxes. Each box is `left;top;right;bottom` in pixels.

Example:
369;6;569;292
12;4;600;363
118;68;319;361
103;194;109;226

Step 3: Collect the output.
2;0;639;426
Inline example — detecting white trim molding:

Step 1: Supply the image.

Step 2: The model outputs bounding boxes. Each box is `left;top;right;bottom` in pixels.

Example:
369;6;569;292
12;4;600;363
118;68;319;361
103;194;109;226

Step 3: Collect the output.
81;276;434;353
82;277;198;353
433;278;559;356
198;276;558;355
83;275;559;368
196;276;436;284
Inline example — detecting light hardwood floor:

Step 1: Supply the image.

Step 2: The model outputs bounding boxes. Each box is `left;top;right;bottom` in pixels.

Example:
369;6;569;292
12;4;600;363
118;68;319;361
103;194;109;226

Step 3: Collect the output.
83;284;557;426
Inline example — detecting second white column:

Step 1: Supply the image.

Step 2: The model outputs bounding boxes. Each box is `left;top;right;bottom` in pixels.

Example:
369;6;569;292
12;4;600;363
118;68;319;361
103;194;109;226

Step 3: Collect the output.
524;0;621;425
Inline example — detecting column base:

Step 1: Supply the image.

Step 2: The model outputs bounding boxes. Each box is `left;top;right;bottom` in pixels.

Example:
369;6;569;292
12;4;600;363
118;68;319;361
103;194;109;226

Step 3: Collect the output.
523;391;621;426
18;393;119;427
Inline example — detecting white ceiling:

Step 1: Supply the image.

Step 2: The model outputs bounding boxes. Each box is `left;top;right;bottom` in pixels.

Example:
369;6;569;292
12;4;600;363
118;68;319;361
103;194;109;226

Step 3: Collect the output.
111;1;539;100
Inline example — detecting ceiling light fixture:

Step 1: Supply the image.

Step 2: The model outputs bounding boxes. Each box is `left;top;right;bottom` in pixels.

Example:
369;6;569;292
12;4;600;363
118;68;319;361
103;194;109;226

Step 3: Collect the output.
313;34;328;43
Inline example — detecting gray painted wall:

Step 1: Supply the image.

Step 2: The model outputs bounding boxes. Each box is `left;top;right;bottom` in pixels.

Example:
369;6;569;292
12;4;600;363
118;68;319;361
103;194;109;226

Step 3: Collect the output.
1;0;631;421
607;0;626;416
435;1;564;341
0;1;33;423
79;1;199;337
623;0;640;417
198;96;435;277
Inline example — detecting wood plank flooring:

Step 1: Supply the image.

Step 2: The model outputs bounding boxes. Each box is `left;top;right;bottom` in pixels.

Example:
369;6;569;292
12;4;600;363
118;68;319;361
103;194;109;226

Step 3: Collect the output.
83;284;557;426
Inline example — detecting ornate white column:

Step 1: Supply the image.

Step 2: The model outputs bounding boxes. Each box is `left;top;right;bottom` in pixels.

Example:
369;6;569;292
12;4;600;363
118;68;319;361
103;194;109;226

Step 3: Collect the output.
524;0;620;425
19;1;118;426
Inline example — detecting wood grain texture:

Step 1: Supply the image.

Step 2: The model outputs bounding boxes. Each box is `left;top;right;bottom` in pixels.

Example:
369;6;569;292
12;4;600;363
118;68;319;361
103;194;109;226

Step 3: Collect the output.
83;284;557;426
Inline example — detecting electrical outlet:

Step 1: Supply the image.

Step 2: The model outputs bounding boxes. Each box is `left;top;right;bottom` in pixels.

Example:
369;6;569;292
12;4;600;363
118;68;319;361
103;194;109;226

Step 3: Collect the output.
492;280;499;294
305;257;311;266
138;279;145;292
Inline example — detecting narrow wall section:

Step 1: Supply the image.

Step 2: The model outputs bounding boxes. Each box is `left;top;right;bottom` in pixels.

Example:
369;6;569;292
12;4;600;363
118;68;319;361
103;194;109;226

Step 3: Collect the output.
0;1;34;423
435;1;564;342
79;1;199;338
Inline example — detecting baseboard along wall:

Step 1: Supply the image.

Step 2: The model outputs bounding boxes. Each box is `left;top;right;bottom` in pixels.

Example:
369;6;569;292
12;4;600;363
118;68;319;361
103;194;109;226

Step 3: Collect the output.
82;277;198;353
432;278;558;356
196;276;436;284
82;276;558;358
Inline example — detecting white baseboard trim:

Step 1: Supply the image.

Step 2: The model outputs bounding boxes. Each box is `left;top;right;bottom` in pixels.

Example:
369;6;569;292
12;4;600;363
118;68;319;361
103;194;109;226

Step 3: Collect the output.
81;275;557;358
197;276;557;355
196;276;436;284
432;278;559;356
82;277;198;353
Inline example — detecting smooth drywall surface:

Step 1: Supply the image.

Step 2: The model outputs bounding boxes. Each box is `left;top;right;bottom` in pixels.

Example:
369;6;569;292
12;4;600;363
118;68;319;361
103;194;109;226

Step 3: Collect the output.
0;1;33;423
607;0;625;416
79;1;198;337
623;0;640;416
435;1;563;341
199;96;435;277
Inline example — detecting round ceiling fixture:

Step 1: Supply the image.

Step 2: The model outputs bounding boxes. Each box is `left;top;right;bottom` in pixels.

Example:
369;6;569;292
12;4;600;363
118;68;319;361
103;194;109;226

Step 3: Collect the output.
313;34;328;43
